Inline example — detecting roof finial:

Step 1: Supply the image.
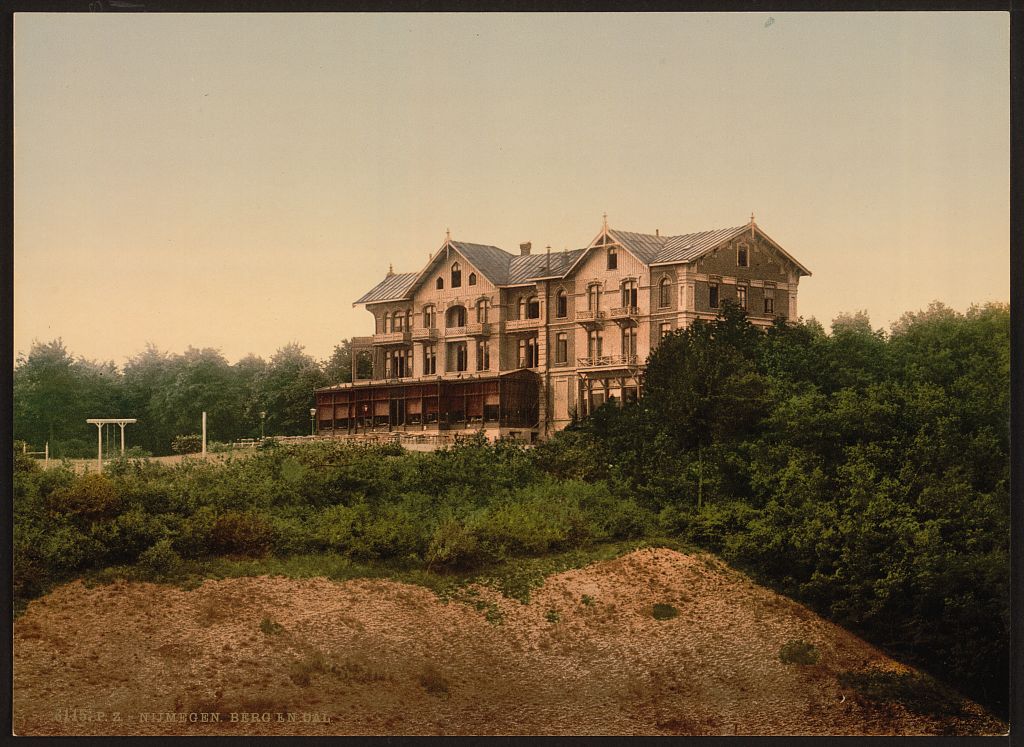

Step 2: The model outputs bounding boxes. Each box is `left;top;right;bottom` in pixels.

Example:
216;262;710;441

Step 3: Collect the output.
750;211;755;224
446;227;451;242
386;263;394;277
602;212;608;231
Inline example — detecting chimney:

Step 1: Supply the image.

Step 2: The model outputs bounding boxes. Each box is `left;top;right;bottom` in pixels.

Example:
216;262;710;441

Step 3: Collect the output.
520;242;532;256
655;229;659;237
385;263;394;278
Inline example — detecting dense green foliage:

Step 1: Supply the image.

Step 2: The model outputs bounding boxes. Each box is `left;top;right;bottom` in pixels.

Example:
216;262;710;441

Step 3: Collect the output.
12;340;372;456
12;300;1009;718
556;301;1010;717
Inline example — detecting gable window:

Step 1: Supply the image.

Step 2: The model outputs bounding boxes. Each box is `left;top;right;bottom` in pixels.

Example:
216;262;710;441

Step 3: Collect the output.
764;286;775;315
451;262;462;288
468;272;477;286
737;245;749;268
436;277;444;290
555;332;568;364
587;284;601;312
476;298;490;323
736;285;748;310
709;283;719;309
555;289;567;318
476;340;490;370
423;343;437;375
621;279;638;308
607;247;618;270
423;305;435;328
659;277;672;308
446;305;466;328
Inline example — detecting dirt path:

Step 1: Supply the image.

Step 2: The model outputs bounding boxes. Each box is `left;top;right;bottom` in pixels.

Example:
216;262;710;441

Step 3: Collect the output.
12;548;1004;736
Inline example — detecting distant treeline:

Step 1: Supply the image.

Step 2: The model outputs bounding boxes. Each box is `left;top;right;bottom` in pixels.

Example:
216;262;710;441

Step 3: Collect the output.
12;340;372;457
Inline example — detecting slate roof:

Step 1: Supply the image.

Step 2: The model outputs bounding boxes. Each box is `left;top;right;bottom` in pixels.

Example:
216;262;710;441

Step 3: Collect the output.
353;222;806;304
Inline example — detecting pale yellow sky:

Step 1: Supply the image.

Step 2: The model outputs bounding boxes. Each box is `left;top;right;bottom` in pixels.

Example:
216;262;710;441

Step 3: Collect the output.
14;12;1009;365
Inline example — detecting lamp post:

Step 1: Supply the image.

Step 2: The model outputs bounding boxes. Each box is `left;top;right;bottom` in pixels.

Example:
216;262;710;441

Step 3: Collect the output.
310;407;317;436
259;410;266;440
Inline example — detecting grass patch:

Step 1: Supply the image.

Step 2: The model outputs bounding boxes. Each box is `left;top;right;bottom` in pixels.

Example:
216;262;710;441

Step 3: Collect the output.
838;669;965;718
544;608;561;623
581;594;594;606
259;616;284;635
652;603;679;620
779;639;819;665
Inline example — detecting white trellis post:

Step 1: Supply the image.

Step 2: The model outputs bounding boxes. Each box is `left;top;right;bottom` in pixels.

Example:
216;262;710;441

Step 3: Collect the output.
87;418;138;472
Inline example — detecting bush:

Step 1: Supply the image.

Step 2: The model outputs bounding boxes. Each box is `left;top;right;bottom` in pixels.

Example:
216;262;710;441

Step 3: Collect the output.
45;473;122;522
138;538;183;578
210;511;274;557
652;603;679;620
171;434;203;454
426;517;482;570
779;639;820;665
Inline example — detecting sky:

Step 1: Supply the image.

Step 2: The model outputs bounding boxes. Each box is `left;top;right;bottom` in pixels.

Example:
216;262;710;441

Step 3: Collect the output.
14;12;1010;367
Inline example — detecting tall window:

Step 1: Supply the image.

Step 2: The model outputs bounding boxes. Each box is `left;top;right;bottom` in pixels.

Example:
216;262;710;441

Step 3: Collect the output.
736;285;748;310
454;342;468;372
621;279;637;308
764;286;775;314
555;289;567;318
436;277;444;290
451;262;462;288
476;340;490;371
423;305;435;328
622;325;637;358
660;322;672;339
607;247;618;270
468;272;477;286
555;332;568;364
659;277;672;308
587;284;601;312
526;296;540;319
709;283;719;309
391;311;404;332
476;298;490;323
424;344;436;375
587;330;603;360
737;245;749;267
387;348;410;378
446;305;466;327
518;337;538;368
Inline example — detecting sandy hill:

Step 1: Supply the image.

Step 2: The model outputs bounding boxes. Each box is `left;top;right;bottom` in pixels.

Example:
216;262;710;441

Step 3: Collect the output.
13;547;1004;736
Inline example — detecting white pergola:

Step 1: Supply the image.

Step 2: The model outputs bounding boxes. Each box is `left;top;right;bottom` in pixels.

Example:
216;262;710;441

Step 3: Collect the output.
86;418;137;471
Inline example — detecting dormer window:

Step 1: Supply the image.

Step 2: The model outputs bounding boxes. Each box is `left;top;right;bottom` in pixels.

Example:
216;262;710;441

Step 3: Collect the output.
436;277;444;290
607;247;618;270
737;245;749;268
451;262;462;288
468;272;477;286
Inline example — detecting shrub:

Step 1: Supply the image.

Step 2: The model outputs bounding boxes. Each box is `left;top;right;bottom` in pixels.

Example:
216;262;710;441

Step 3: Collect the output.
46;473;122;522
838;669;964;717
171;434;203;454
138;538;183;579
425;517;482;570
652;603;679;620
779;639;820;665
210;511;274;557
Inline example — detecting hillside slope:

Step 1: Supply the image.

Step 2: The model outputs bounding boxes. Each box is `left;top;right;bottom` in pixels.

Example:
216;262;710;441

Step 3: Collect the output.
13;548;1004;736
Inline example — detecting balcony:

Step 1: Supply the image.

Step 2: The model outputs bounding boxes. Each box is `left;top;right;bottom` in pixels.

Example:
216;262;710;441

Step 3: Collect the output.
465;322;493;336
608;305;640;320
372;331;411;345
576;354;639;369
504;318;541;332
411;327;439;341
575;309;606;326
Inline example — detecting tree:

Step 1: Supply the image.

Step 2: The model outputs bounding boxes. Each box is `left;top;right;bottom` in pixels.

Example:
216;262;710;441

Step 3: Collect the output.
323;339;373;385
254;343;328;436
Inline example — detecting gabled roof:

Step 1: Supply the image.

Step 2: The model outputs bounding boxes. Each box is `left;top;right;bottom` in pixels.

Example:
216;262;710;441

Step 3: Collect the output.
353;272;418;305
448;241;514;286
507;248;587;284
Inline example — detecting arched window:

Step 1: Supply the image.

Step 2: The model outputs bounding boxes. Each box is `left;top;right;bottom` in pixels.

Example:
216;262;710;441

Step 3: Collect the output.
659;277;672;308
517;296;527;320
526;296;540;319
476;298;490;323
555;289;567;318
468;272;477;286
451;262;462;288
391;310;404;332
446;305;467;328
423;305;435;328
436;277;444;290
621;280;637;308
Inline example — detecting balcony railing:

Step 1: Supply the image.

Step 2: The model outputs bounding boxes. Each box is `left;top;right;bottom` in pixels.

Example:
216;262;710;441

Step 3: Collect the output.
411;327;439;341
576;354;638;368
504;318;541;331
575;310;606;323
445;322;494;337
372;331;411;345
609;305;640;319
